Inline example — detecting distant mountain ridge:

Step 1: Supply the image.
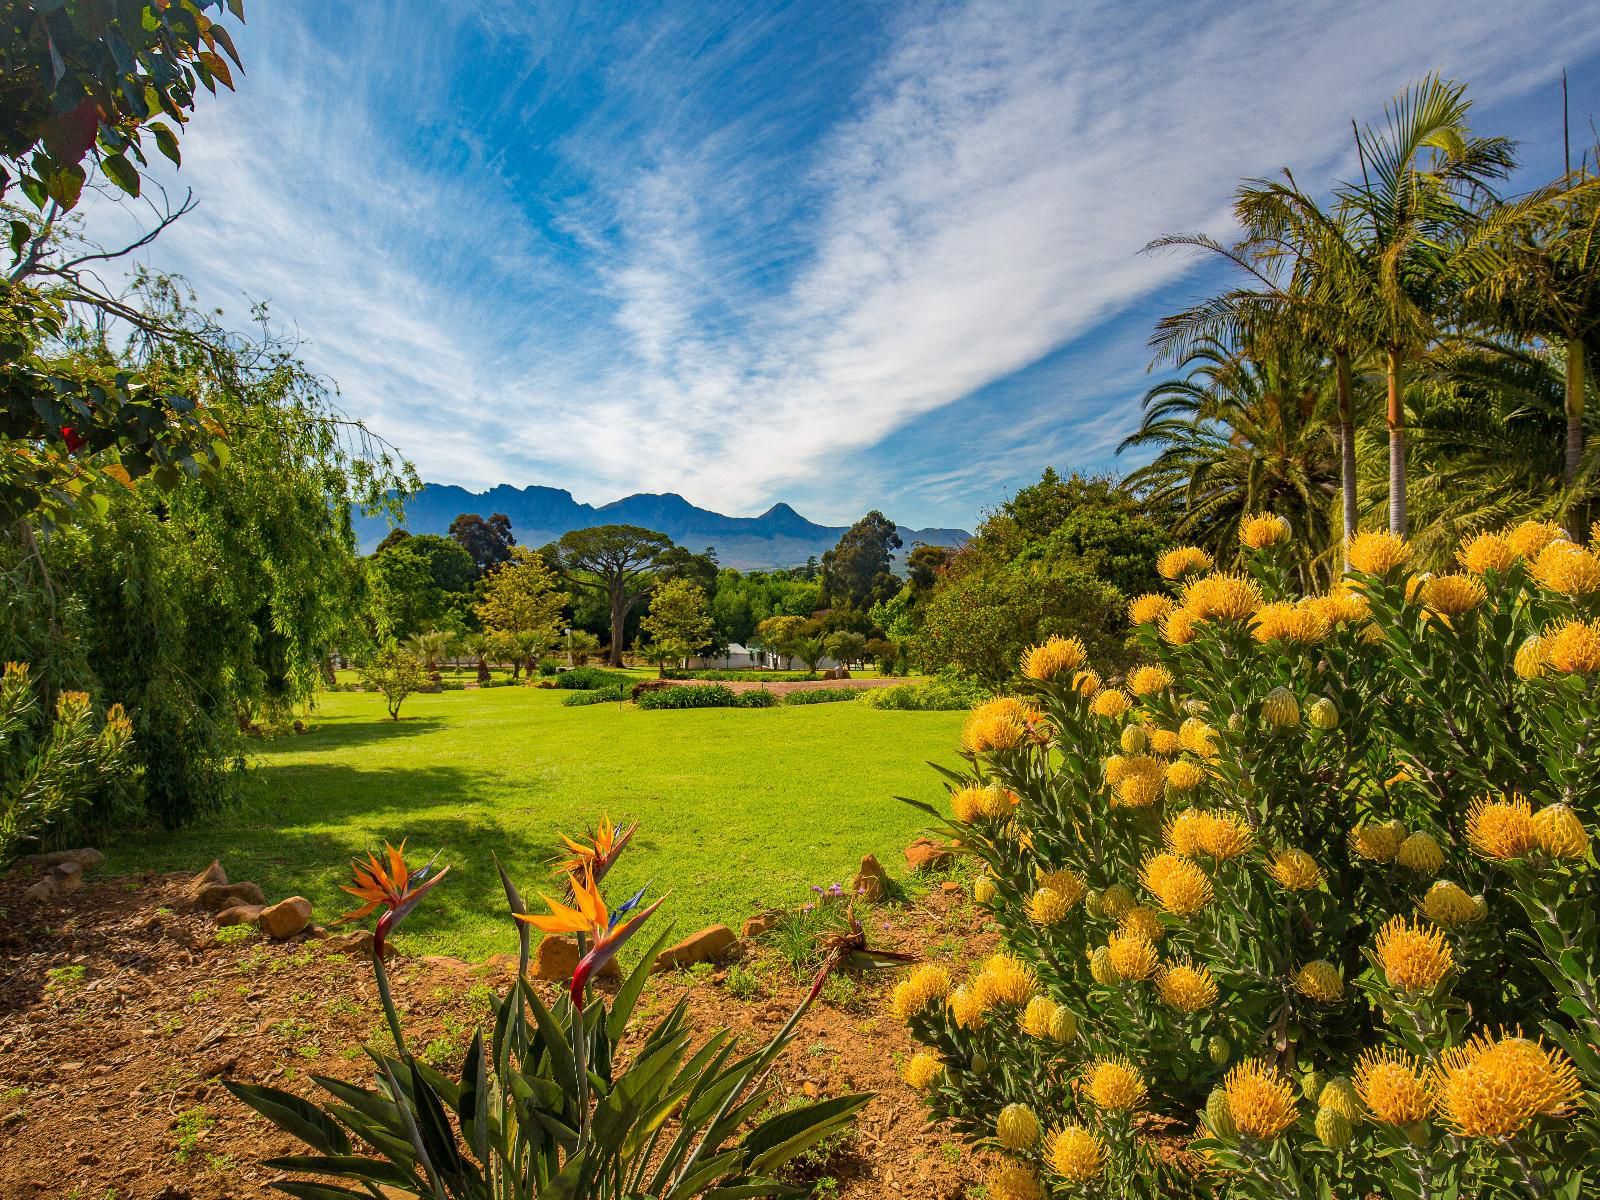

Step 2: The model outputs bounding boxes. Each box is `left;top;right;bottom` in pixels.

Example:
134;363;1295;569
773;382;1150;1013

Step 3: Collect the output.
352;484;970;571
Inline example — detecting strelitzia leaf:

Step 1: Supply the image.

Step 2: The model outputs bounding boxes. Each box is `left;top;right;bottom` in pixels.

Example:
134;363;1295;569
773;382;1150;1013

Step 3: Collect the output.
224;1080;351;1156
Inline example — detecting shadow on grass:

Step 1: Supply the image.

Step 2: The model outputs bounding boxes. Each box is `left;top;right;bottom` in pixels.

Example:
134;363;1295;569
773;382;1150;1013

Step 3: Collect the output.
273;714;449;750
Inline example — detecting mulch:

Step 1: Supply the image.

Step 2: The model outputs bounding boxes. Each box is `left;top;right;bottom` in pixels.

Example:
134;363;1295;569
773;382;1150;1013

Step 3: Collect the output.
0;861;995;1199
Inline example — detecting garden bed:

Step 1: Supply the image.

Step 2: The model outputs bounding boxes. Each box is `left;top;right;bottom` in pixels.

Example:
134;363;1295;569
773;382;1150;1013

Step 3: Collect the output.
0;862;995;1198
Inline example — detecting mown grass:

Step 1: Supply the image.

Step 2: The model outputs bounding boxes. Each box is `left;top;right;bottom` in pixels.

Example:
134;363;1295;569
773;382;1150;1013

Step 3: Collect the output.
109;685;963;961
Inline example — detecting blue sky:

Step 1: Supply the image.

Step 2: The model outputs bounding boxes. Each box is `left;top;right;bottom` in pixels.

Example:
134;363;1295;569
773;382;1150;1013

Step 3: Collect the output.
85;1;1600;530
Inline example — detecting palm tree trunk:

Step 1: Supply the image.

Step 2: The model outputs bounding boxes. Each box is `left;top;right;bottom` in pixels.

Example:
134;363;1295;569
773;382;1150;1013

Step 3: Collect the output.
1566;335;1587;490
1335;351;1358;559
1386;347;1406;537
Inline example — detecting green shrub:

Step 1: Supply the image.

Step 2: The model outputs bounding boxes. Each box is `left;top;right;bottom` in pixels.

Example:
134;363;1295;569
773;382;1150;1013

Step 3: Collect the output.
665;669;819;682
857;676;989;710
553;666;634;691
782;688;863;706
636;685;778;710
562;686;627;707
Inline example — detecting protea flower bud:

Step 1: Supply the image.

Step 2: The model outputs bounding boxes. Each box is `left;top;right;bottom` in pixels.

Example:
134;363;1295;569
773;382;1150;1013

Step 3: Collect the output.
1315;1106;1353;1149
996;1103;1040;1149
1300;1070;1325;1101
1397;831;1445;874
1318;1077;1361;1120
1049;1006;1078;1043
1119;724;1148;754
970;1051;989;1075
1089;946;1119;985
1262;687;1300;728
1205;1086;1237;1139
1227;712;1246;733
1208;1035;1231;1066
1533;803;1589;859
1308;697;1339;729
973;876;997;904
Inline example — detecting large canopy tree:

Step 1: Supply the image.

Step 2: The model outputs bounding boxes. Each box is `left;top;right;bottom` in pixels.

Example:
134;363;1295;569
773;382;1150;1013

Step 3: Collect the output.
819;510;902;611
545;525;673;667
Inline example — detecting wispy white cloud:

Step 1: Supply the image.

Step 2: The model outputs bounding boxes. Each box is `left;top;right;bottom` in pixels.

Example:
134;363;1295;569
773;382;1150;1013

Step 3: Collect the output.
81;0;1600;526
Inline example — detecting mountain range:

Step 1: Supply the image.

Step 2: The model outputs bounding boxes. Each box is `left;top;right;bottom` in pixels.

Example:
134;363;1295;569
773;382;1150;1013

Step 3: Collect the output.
352;484;970;571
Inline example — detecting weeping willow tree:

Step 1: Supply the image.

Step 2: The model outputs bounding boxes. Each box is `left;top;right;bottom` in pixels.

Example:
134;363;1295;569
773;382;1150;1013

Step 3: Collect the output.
1120;338;1343;589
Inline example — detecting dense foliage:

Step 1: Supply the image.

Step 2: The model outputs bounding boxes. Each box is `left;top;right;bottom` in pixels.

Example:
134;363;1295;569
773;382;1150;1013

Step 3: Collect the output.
635;685;779;710
891;517;1600;1198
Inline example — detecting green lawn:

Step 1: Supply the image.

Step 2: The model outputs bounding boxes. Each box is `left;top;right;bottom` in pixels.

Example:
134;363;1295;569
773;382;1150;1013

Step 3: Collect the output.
109;685;964;960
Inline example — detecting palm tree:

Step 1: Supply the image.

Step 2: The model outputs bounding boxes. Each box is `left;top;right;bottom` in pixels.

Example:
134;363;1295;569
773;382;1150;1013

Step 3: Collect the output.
1121;338;1340;588
1331;75;1516;535
1466;169;1600;522
404;630;455;674
458;631;493;683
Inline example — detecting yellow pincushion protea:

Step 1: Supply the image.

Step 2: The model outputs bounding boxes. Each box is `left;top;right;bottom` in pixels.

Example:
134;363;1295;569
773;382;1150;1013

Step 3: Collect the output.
1431;1031;1581;1138
1458;530;1517;574
1252;601;1328;645
1507;519;1565;560
974;953;1038;1009
1071;668;1101;696
1374;916;1453;992
1293;960;1344;1003
1181;572;1264;621
1315;581;1372;626
1531;541;1600;596
1084;1057;1147;1110
1107;932;1159;981
1090;688;1132;719
1267;848;1324;891
1164;808;1209;856
1141;852;1213;916
1165;759;1205;792
1165;810;1252;860
1347;530;1411;575
1028;887;1073;926
1239;512;1291;550
903;1052;942;1089
1158;545;1214;579
1128;664;1174;696
947;985;984;1030
1355;1048;1430;1126
1533;803;1589;859
1466;794;1539;860
1148;727;1182;755
1514;635;1548;679
961;697;1041;753
1113;755;1167;808
1020;634;1088;682
1423;880;1484;928
1098;883;1137;921
1224;1059;1298;1139
1019;995;1058;1038
888;963;952;1021
1420;573;1486;616
1102;753;1130;786
948;785;990;823
1129;593;1174;625
1349;821;1405;863
1396;831;1445;874
1048;1125;1107;1184
996;1103;1041;1149
1178;716;1219;758
985;1163;1043;1200
1155;957;1218;1012
1118;905;1165;942
1037;867;1087;907
1543;618;1600;673
1318;1077;1362;1120
1161;606;1200;645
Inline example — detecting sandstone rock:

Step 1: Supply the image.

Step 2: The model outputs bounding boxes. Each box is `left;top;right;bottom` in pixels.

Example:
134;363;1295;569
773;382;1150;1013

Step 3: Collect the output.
323;929;379;957
533;936;621;982
820;668;838;681
653;925;737;972
194;881;267;913
741;911;782;939
903;838;954;872
940;881;962;894
49;861;84;892
215;904;264;927
851;854;890;902
259;896;312;940
22;876;57;903
189;860;227;896
22;848;104;871
835;667;851;679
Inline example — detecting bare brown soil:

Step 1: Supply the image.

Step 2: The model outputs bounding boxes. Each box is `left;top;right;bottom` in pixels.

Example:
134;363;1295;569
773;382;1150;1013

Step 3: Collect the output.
0;863;994;1200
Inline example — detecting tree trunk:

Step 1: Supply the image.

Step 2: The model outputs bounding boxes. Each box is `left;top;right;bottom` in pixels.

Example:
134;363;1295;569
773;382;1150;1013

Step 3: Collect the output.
1386;347;1406;537
1335;351;1358;561
609;584;626;668
1566;335;1587;494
